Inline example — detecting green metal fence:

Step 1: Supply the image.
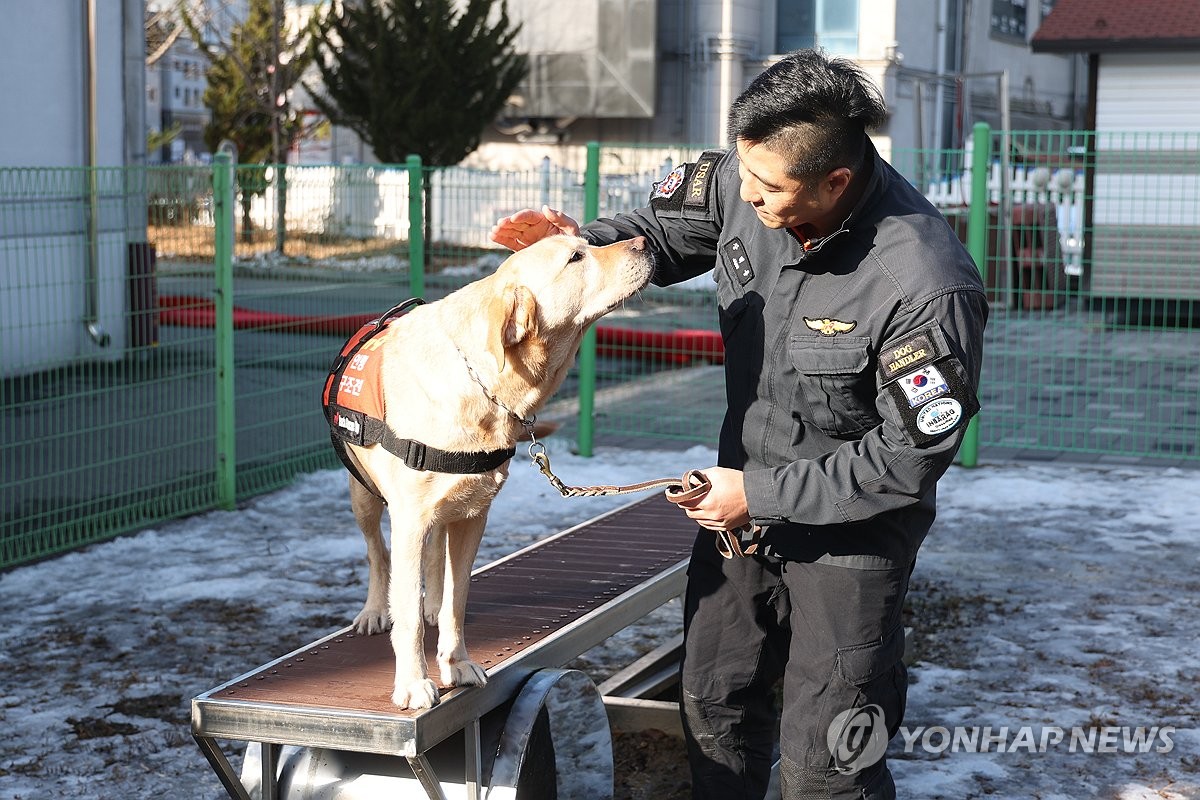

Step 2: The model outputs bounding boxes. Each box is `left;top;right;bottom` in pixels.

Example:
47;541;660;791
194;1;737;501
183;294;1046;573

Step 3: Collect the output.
3;127;1198;569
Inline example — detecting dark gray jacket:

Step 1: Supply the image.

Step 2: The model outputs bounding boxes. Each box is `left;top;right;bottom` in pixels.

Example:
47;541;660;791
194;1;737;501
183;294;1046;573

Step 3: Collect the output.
582;142;988;568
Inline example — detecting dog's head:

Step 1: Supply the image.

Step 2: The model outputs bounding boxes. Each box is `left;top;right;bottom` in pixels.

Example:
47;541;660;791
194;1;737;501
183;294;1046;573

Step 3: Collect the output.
484;235;653;373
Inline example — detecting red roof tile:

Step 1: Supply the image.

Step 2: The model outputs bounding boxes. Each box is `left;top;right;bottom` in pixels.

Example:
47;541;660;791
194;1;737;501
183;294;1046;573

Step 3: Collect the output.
1032;0;1200;52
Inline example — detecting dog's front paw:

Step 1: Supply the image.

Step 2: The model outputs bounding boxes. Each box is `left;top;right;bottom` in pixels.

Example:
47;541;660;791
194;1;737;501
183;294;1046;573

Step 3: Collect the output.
351;605;391;635
422;596;441;627
392;678;440;710
440;658;488;688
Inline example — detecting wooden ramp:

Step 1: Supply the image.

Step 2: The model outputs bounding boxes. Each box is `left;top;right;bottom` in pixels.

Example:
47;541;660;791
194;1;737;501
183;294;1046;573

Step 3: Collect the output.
192;495;697;799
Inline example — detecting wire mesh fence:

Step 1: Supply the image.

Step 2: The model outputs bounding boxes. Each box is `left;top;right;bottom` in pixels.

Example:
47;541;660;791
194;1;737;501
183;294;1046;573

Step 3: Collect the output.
900;130;1200;461
2;129;1198;569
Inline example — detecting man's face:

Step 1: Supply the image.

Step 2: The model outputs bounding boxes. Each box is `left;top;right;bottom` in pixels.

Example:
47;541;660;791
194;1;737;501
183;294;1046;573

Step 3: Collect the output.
735;139;827;230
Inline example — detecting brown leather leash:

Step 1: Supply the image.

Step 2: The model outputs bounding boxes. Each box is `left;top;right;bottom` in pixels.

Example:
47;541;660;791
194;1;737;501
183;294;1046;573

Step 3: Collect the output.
527;440;765;559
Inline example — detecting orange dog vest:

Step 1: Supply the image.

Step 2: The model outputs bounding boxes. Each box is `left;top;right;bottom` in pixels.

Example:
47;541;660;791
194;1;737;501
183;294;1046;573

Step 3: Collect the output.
322;299;517;499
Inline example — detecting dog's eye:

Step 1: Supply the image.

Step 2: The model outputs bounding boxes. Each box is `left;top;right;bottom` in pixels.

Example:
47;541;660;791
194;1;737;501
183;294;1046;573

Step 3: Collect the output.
567;250;585;264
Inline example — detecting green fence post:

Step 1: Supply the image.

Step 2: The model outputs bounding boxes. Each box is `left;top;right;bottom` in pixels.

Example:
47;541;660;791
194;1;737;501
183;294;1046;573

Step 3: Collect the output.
274;162;287;255
576;141;601;457
960;122;992;469
213;150;237;508
407;154;425;300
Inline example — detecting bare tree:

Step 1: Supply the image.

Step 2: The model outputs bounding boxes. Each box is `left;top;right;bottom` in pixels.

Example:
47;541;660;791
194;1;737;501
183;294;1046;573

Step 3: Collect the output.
181;0;315;251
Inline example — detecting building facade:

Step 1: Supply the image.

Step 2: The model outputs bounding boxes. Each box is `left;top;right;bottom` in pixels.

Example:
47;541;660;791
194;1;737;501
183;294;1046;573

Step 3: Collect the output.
147;34;212;164
1033;0;1200;302
0;0;146;377
463;0;1085;169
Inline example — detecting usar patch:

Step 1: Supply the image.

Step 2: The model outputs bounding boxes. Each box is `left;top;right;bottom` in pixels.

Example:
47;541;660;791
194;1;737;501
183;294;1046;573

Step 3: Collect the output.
684;151;720;210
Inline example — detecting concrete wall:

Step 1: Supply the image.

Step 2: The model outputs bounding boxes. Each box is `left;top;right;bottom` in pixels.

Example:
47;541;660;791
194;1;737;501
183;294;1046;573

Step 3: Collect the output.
0;0;143;377
0;1;131;168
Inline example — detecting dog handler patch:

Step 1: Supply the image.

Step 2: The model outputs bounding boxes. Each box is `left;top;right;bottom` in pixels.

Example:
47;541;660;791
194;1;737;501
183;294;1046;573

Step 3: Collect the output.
879;329;939;382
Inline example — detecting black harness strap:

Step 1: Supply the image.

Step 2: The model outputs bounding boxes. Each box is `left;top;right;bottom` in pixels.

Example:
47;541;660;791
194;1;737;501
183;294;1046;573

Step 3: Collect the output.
323;298;516;502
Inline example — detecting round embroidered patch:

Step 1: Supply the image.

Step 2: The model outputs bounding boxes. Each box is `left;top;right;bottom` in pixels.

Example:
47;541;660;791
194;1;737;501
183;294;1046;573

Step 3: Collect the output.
916;398;963;436
651;165;686;200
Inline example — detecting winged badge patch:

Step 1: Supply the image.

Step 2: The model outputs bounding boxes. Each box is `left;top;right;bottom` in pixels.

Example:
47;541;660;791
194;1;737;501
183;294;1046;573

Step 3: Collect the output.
804;317;858;337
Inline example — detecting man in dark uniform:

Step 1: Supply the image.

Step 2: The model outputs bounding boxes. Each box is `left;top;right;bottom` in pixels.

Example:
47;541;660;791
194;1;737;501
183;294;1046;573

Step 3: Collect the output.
491;49;987;800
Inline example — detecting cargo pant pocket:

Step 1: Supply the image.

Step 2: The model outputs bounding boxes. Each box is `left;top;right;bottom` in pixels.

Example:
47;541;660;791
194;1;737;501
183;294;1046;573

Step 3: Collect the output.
826;623;908;767
789;624;907;792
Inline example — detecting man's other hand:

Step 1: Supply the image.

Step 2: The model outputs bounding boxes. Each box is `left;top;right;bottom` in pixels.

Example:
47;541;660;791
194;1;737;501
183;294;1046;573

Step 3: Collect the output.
490;205;580;251
670;466;751;532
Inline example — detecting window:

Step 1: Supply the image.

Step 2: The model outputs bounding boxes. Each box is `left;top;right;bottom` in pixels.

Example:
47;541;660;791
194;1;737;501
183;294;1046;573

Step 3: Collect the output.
991;0;1027;39
1040;0;1056;20
777;1;815;52
776;0;859;56
817;0;859;56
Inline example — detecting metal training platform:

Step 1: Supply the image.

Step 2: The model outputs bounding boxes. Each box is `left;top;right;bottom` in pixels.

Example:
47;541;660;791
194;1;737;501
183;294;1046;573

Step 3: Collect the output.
192;495;696;799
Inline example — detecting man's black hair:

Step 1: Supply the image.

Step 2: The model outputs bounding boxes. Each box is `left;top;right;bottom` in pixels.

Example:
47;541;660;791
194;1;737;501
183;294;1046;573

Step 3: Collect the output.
727;49;888;181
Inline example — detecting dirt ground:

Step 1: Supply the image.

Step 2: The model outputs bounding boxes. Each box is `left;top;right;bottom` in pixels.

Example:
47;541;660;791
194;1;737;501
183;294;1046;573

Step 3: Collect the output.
613;729;692;800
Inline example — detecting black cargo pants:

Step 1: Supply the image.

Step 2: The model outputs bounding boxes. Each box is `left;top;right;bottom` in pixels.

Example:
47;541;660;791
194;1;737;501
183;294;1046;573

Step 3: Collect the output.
679;534;911;800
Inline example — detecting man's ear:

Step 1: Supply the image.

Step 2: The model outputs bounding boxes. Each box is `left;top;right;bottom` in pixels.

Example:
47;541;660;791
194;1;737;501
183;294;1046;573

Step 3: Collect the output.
486;285;538;372
823;166;853;203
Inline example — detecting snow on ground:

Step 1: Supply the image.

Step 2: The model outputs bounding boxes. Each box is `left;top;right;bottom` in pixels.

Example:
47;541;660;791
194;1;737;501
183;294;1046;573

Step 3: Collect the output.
0;445;1197;799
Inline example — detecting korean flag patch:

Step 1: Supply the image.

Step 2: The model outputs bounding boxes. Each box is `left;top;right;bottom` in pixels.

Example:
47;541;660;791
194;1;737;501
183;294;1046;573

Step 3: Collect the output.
898;365;950;407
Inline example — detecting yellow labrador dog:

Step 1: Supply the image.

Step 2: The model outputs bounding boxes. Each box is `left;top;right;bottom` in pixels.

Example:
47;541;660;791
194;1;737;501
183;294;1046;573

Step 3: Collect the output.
327;234;652;709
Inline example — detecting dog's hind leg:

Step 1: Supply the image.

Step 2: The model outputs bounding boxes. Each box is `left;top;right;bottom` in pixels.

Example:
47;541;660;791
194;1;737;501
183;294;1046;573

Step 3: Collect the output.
422;526;446;626
436;515;489;688
349;476;391;635
388;507;440;709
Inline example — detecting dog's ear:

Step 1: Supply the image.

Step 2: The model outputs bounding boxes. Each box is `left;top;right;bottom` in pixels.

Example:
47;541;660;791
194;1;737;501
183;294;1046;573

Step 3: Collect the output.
506;286;538;346
486;285;538;372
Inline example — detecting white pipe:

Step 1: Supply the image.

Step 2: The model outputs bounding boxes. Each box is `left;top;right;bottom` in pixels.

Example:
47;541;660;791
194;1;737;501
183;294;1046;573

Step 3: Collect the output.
84;0;109;347
717;0;735;146
933;0;948;152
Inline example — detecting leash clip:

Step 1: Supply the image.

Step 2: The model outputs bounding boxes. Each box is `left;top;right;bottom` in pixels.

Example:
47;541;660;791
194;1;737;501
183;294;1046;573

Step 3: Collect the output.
527;441;570;497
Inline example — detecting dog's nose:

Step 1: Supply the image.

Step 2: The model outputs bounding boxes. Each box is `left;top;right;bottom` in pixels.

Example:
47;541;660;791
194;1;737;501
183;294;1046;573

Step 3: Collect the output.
628;236;647;252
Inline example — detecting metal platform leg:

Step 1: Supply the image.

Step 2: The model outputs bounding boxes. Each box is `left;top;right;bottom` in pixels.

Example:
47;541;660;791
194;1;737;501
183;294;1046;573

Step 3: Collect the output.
261;743;280;800
404;715;483;800
194;734;252;800
406;753;450;800
464;717;482;800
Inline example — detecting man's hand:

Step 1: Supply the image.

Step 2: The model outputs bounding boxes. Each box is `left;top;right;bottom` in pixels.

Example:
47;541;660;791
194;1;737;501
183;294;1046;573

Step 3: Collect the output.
490;205;581;251
668;466;751;532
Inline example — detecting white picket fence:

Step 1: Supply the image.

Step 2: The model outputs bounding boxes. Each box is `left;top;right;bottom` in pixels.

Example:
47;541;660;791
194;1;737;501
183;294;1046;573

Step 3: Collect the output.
239;157;1085;273
923;161;1085;276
